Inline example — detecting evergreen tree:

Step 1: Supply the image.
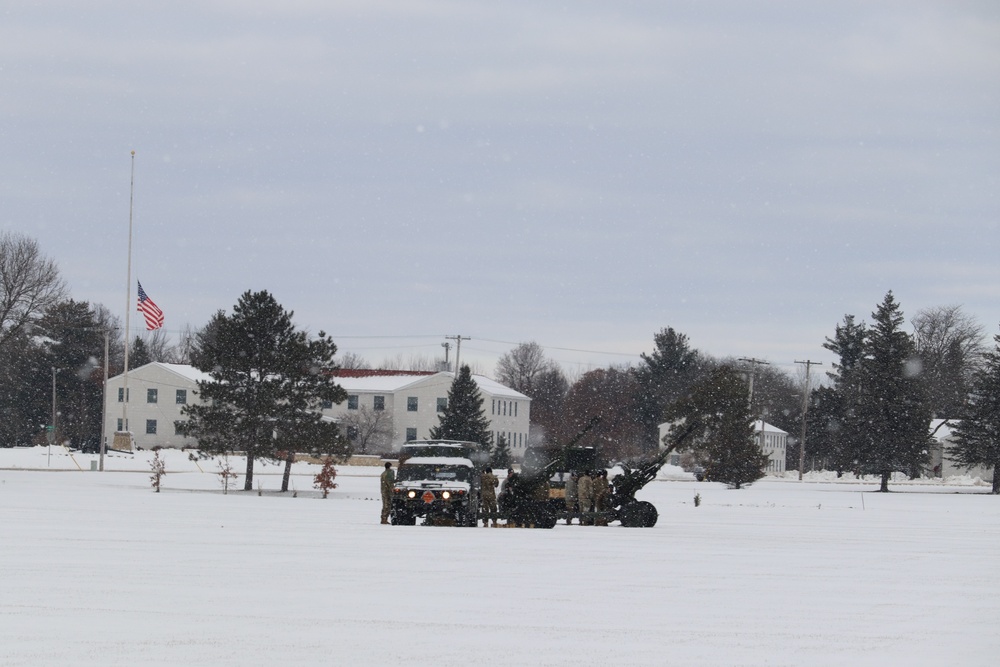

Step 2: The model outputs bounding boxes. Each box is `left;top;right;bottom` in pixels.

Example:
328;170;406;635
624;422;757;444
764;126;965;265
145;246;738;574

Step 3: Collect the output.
491;433;513;468
664;365;766;489
429;365;493;451
636;327;701;449
129;337;152;368
856;292;932;491
810;314;868;474
178;290;347;491
36;300;105;450
953;328;1000;494
0;331;49;446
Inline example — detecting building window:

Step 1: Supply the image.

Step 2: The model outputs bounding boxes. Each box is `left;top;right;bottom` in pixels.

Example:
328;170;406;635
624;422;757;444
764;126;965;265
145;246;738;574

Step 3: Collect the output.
437;397;447;412
174;423;183;436
118;388;129;402
147;388;158;404
347;395;359;410
373;395;385;411
321;399;333;410
116;418;123;431
407;396;418;412
346;425;359;440
176;389;187;404
145;419;157;435
406;428;417;441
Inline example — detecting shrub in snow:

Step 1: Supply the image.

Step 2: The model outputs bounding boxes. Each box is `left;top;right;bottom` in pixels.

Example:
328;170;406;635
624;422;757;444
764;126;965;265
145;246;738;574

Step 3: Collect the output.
217;456;239;494
694;493;701;507
149;450;166;493
314;457;338;499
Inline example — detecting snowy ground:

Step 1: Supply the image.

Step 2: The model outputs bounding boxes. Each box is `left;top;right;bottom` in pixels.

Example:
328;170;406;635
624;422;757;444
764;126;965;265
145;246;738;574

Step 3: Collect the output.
1;447;997;666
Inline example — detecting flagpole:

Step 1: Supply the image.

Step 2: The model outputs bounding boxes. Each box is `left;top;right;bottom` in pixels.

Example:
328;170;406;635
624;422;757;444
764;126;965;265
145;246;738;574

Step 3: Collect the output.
121;150;135;445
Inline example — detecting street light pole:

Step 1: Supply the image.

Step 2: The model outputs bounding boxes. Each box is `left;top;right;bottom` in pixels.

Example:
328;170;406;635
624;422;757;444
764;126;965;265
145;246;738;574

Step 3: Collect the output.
100;329;109;471
49;367;57;466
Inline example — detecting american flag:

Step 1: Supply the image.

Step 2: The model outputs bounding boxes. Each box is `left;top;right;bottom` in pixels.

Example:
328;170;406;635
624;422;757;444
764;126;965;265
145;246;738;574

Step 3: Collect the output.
137;281;165;330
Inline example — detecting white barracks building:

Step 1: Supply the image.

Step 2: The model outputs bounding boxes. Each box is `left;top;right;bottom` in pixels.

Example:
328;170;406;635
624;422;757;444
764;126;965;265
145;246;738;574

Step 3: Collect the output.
104;364;530;454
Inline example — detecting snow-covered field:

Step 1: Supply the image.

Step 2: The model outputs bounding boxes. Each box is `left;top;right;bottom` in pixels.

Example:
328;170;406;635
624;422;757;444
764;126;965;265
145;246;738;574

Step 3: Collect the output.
2;447;997;666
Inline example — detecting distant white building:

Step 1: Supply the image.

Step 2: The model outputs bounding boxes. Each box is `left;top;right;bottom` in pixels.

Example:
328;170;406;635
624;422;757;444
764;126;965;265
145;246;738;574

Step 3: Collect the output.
324;370;530;453
755;420;788;474
928;419;993;482
657;419;788;474
104;363;209;450
104;364;530;453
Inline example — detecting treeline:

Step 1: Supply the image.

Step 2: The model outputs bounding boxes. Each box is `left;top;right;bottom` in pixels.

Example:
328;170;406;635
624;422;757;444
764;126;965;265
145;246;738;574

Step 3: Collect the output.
495;293;999;492
3;232;999;493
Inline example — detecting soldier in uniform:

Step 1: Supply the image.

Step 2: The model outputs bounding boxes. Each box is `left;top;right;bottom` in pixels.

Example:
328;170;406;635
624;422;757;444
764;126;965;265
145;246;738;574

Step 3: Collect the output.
564;471;578;525
593;469;610;526
577;469;594;525
380;461;395;524
481;466;499;527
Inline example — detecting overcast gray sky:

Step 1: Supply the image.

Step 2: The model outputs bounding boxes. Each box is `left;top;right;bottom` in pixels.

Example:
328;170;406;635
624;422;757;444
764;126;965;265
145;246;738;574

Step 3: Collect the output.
3;1;998;376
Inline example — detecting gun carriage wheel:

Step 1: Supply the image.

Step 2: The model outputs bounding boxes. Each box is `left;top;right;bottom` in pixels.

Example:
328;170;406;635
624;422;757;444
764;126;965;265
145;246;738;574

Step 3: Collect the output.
618;500;658;528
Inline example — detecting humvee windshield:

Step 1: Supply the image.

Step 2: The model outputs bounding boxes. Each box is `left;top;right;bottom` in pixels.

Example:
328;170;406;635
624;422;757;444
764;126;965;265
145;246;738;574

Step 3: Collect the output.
398;464;472;483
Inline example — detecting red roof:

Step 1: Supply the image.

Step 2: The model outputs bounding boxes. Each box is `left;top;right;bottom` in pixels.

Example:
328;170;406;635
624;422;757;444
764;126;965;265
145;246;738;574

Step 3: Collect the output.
332;369;438;378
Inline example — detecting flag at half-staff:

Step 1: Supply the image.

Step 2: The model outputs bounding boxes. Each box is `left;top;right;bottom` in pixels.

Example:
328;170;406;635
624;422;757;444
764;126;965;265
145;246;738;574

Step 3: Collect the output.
137;281;164;330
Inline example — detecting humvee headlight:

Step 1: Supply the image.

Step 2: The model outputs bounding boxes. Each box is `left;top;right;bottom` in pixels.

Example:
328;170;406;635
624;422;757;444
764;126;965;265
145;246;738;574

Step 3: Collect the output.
407;490;417;499
441;491;451;500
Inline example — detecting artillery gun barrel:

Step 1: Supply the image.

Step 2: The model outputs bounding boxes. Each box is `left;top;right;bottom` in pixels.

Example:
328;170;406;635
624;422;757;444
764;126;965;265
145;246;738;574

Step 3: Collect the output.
611;420;700;507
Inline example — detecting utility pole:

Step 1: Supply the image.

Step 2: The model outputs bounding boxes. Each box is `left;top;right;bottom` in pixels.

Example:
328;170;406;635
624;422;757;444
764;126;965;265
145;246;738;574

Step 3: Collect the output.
738;357;770;407
440;341;451;372
739;357;770;454
794;359;822;481
445;335;470;375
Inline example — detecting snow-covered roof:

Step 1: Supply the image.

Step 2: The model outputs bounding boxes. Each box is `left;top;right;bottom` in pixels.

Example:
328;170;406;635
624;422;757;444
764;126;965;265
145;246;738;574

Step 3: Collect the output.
109;362;213;385
470;373;530;400
753;420;788;435
155;363;214;384
334;370;529;400
660;419;789;435
399;456;474;467
333;372;434;392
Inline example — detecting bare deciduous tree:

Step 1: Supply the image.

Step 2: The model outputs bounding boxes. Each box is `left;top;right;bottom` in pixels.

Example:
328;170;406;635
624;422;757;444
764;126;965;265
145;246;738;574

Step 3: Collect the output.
175;323;198;365
560;365;645;461
337;351;370;370
91;303;124;371
0;232;67;351
141;328;176;363
340;405;394;454
495;341;548;394
912;305;986;417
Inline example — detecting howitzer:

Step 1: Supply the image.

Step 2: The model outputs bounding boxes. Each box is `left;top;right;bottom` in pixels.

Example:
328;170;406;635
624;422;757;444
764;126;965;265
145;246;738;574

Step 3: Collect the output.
502;416;602;528
608;419;701;528
498;456;562;528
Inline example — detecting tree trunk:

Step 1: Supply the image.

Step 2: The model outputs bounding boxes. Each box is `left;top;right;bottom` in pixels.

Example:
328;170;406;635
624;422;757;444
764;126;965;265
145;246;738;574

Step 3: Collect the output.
244;455;255;491
281;451;294;492
879;471;890;492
